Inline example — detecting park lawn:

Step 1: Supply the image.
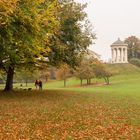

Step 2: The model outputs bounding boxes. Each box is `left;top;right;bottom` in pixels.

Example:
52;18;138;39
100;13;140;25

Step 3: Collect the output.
0;72;140;139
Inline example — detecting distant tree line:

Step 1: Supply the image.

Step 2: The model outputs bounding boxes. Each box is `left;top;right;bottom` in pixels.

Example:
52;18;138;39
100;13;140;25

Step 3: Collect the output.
57;57;113;87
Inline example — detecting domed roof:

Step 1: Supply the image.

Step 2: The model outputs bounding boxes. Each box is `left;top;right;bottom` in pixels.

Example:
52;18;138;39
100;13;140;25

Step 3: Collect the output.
111;38;128;47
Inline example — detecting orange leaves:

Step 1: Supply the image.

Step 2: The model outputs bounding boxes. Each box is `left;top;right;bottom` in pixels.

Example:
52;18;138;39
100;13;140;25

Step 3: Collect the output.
0;90;140;139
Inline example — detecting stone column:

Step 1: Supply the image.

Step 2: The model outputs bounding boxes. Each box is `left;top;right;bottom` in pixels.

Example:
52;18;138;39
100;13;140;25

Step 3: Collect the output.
114;48;117;62
111;48;113;63
117;48;120;63
121;48;124;62
114;49;116;62
123;48;125;63
126;48;128;62
112;48;115;63
125;48;128;63
119;48;121;62
124;48;126;62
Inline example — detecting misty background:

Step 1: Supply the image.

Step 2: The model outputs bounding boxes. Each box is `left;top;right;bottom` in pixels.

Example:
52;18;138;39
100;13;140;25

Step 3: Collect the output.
76;0;140;61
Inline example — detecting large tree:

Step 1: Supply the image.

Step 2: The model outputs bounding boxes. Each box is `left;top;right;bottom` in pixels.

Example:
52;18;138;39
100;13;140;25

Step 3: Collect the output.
0;0;95;91
48;0;95;67
0;0;59;91
124;36;140;60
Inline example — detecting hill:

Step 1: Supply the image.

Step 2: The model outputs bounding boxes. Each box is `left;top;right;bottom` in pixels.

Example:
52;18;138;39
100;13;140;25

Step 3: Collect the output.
105;63;140;75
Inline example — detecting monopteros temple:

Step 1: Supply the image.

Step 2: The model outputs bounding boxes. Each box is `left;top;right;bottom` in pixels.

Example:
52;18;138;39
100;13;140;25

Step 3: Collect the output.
111;38;128;63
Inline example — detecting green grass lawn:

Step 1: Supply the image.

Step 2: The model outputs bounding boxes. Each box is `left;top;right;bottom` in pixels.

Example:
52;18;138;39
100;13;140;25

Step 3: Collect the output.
0;64;140;139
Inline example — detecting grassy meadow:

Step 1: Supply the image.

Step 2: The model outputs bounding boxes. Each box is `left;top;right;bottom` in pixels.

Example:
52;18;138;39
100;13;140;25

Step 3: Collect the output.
0;64;140;139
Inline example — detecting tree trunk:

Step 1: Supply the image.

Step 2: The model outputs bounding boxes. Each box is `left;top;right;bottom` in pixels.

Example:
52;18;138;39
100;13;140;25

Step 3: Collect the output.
80;79;83;86
64;79;66;87
104;77;107;84
87;79;90;85
104;77;109;85
4;66;14;92
87;79;89;85
106;77;109;85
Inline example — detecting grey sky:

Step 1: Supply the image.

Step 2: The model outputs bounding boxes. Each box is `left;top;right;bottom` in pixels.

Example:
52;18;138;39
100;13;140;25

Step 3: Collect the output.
76;0;140;61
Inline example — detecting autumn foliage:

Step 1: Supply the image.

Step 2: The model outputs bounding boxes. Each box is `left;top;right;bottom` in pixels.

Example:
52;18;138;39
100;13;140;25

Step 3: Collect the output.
0;0;95;91
0;90;139;139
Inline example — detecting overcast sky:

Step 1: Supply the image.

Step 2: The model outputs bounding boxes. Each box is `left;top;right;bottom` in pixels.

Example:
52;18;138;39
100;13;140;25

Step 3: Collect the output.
76;0;140;61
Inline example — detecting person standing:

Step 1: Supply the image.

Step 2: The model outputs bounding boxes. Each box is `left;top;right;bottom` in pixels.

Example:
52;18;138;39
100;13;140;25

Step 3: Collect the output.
35;80;39;90
39;80;42;90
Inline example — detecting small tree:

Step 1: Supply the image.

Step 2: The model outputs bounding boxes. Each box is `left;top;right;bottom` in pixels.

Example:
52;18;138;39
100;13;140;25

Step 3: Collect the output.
38;68;50;82
75;67;87;86
57;64;72;87
75;59;95;86
94;64;113;85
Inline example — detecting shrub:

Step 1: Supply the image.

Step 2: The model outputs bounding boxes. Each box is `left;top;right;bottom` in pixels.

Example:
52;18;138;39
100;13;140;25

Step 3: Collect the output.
129;58;140;67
